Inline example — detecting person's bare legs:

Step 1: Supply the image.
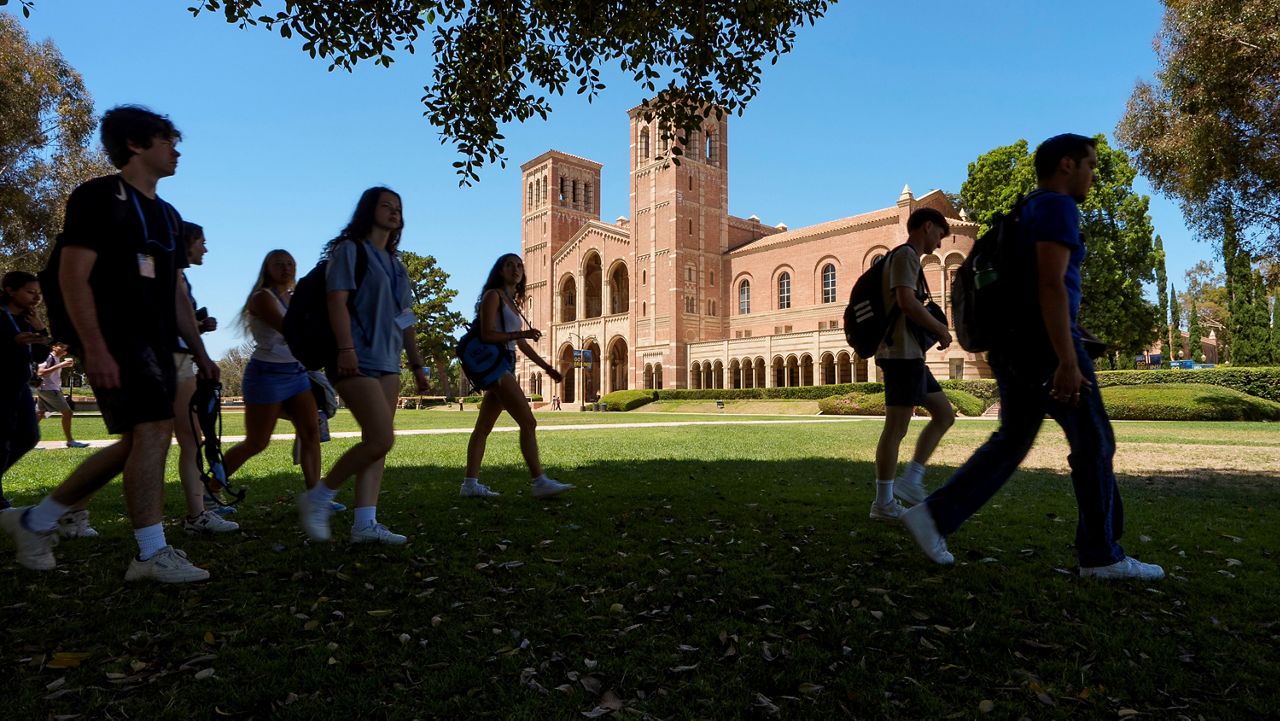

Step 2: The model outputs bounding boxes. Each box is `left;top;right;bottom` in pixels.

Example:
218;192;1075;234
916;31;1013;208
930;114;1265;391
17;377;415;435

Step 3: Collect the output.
59;409;75;444
323;375;398;500
52;440;131;507
910;391;956;466
465;388;507;479
223;401;284;477
281;391;322;488
121;419;174;529
492;374;542;477
171;376;205;515
875;406;914;481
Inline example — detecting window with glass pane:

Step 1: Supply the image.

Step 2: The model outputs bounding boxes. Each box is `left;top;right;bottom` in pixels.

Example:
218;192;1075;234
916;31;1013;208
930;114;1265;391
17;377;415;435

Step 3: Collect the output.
778;272;791;310
739;280;751;314
822;264;837;303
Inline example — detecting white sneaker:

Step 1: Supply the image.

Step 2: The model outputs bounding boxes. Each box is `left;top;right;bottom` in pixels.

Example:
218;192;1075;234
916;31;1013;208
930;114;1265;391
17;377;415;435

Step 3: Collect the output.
868;498;906;521
893;476;927;506
351;522;407;545
1;507;58;571
460;480;500;498
57;509;99;539
297;491;333;542
531;477;574;499
1080;556;1165;581
184;510;241;535
125;546;210;583
900;503;955;565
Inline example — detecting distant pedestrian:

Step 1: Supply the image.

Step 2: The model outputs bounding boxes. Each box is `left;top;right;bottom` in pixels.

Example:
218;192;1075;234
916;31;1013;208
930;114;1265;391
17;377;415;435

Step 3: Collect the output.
35;342;89;448
868;207;955;521
295;187;429;545
1;271;47;512
901;133;1164;581
460;254;570;500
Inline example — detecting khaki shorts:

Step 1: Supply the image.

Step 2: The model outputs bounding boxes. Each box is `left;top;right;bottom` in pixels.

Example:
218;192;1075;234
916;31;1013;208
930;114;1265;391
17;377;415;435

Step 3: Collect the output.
174;352;197;382
37;389;72;414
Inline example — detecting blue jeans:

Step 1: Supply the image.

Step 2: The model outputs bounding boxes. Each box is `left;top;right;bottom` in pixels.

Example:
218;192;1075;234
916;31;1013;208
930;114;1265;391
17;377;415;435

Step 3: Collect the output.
924;342;1125;567
1;381;41;508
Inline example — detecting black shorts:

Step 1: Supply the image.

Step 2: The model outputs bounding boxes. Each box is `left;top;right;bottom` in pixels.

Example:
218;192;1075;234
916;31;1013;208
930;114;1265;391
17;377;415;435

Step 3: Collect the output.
92;342;177;435
877;358;942;407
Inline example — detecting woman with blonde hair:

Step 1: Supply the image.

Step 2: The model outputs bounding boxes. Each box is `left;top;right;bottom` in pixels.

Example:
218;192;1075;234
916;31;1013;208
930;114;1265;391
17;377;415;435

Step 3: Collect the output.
219;249;325;502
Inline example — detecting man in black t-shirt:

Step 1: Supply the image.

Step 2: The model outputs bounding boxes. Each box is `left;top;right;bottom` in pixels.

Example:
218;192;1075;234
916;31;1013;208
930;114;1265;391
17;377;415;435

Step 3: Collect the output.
0;106;219;583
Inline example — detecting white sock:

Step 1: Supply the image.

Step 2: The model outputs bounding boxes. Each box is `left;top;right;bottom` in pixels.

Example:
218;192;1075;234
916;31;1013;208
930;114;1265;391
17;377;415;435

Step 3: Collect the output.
462;477;479;487
900;461;926;485
353;506;376;528
134;523;167;561
875;480;895;505
309;484;339;504
26;496;71;533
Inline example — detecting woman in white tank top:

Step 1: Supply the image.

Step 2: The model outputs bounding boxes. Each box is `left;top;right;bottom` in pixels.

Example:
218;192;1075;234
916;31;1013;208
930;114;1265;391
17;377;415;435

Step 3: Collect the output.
221;250;324;499
461;253;573;500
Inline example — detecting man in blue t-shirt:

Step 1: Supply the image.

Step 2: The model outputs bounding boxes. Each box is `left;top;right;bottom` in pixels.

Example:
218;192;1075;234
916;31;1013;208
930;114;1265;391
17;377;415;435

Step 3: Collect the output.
900;134;1164;581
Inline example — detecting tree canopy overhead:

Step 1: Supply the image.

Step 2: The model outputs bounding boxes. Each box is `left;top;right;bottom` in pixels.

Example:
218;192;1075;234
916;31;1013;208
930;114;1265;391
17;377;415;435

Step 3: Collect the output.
1116;0;1280;255
180;0;833;184
0;12;112;272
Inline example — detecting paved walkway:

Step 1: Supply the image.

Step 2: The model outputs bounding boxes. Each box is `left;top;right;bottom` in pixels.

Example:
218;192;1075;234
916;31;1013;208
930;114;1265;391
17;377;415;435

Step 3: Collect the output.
35;416;879;450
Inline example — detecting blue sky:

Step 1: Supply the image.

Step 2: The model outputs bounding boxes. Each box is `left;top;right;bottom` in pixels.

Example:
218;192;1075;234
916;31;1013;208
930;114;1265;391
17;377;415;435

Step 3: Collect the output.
7;0;1211;359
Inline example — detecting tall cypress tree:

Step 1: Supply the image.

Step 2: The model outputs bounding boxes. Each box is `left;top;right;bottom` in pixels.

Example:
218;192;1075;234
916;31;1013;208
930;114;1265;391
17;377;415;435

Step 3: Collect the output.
1272;295;1280;364
1187;295;1205;363
1169;283;1181;361
1154;236;1169;367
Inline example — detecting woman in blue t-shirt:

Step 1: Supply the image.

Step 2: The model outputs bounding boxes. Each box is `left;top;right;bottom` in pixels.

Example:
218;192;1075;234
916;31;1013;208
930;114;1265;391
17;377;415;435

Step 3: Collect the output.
0;271;47;511
296;187;429;545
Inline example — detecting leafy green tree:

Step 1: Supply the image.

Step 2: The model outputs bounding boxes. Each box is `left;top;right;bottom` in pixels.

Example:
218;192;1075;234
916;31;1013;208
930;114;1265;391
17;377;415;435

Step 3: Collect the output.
120;0;838;184
0;14;113;272
1154;236;1169;365
216;342;255;397
958;135;1161;367
1117;0;1280;256
1187;293;1204;363
1184;259;1229;360
1168;282;1180;360
400;250;466;393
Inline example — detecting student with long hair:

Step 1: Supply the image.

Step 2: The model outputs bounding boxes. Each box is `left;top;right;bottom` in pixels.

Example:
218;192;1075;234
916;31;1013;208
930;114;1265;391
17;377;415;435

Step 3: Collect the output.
171;222;239;533
296;187;429;544
221;249;324;503
461;254;570;499
1;271;47;512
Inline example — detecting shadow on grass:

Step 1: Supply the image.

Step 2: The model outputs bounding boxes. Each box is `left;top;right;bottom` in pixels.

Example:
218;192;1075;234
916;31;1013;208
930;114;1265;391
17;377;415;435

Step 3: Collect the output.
6;456;1278;720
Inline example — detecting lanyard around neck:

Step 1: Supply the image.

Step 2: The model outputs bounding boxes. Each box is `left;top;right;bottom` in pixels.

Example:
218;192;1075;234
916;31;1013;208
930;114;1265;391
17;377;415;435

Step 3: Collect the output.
125;181;175;252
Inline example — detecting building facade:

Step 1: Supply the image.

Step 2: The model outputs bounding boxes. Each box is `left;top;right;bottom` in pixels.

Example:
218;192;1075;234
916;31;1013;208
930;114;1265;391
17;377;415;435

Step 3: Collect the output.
515;105;989;403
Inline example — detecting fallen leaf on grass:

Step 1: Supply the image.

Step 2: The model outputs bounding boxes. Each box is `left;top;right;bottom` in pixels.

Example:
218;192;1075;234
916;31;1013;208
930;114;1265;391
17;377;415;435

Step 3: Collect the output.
366;610;394;617
798;682;824;694
304;620;320;631
46;677;65;691
204;630;215;643
668;664;698;673
1118;710;1139;718
978;699;994;713
1226;558;1242;567
47;652;91;669
194;668;215;680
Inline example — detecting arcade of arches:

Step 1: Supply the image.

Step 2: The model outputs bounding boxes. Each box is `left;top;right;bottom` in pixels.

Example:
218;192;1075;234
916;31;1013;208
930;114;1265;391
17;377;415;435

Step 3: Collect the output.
689;351;869;389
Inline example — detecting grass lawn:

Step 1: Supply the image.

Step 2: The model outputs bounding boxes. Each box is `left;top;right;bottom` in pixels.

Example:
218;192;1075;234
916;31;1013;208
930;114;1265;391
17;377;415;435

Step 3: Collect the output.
4;415;1278;719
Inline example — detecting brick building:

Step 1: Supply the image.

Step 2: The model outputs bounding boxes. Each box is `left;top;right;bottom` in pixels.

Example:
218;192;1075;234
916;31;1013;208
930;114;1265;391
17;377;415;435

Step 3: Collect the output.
515;104;989;403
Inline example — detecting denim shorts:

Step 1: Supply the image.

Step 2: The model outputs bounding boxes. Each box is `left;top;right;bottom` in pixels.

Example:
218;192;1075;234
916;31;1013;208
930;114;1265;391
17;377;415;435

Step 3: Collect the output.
242;359;312;405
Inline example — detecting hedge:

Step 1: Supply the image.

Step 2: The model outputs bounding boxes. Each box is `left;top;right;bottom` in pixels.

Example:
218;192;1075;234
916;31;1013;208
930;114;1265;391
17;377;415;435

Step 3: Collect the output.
1094;367;1280;402
816;389;988;417
1101;384;1280;421
939;379;998;401
600;389;657;411
657;383;883;401
944;389;989;417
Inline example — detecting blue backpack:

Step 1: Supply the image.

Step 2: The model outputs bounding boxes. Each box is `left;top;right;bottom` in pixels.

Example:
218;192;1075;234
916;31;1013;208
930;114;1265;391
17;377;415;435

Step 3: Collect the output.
456;294;513;391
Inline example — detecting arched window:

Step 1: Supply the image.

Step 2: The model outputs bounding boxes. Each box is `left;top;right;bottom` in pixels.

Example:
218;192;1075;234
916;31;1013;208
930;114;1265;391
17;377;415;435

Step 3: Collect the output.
738;280;751;315
705;131;717;165
527;181;534;209
822;264;837;304
777;272;791;310
640;126;651;160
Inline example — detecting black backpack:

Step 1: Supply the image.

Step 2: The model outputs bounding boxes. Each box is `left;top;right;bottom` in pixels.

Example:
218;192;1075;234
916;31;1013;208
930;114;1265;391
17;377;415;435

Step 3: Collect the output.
843;245;915;358
39;178;179;353
951;193;1038;352
283;240;369;370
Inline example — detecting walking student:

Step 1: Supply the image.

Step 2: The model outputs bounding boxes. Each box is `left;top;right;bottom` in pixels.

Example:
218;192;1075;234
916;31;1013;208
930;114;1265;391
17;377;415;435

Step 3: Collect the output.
35;342;89;448
461;253;570;500
222;249;325;508
1;272;47;512
170;222;239;534
0;105;218;582
869;207;955;521
901;134;1163;581
296;187;429;545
